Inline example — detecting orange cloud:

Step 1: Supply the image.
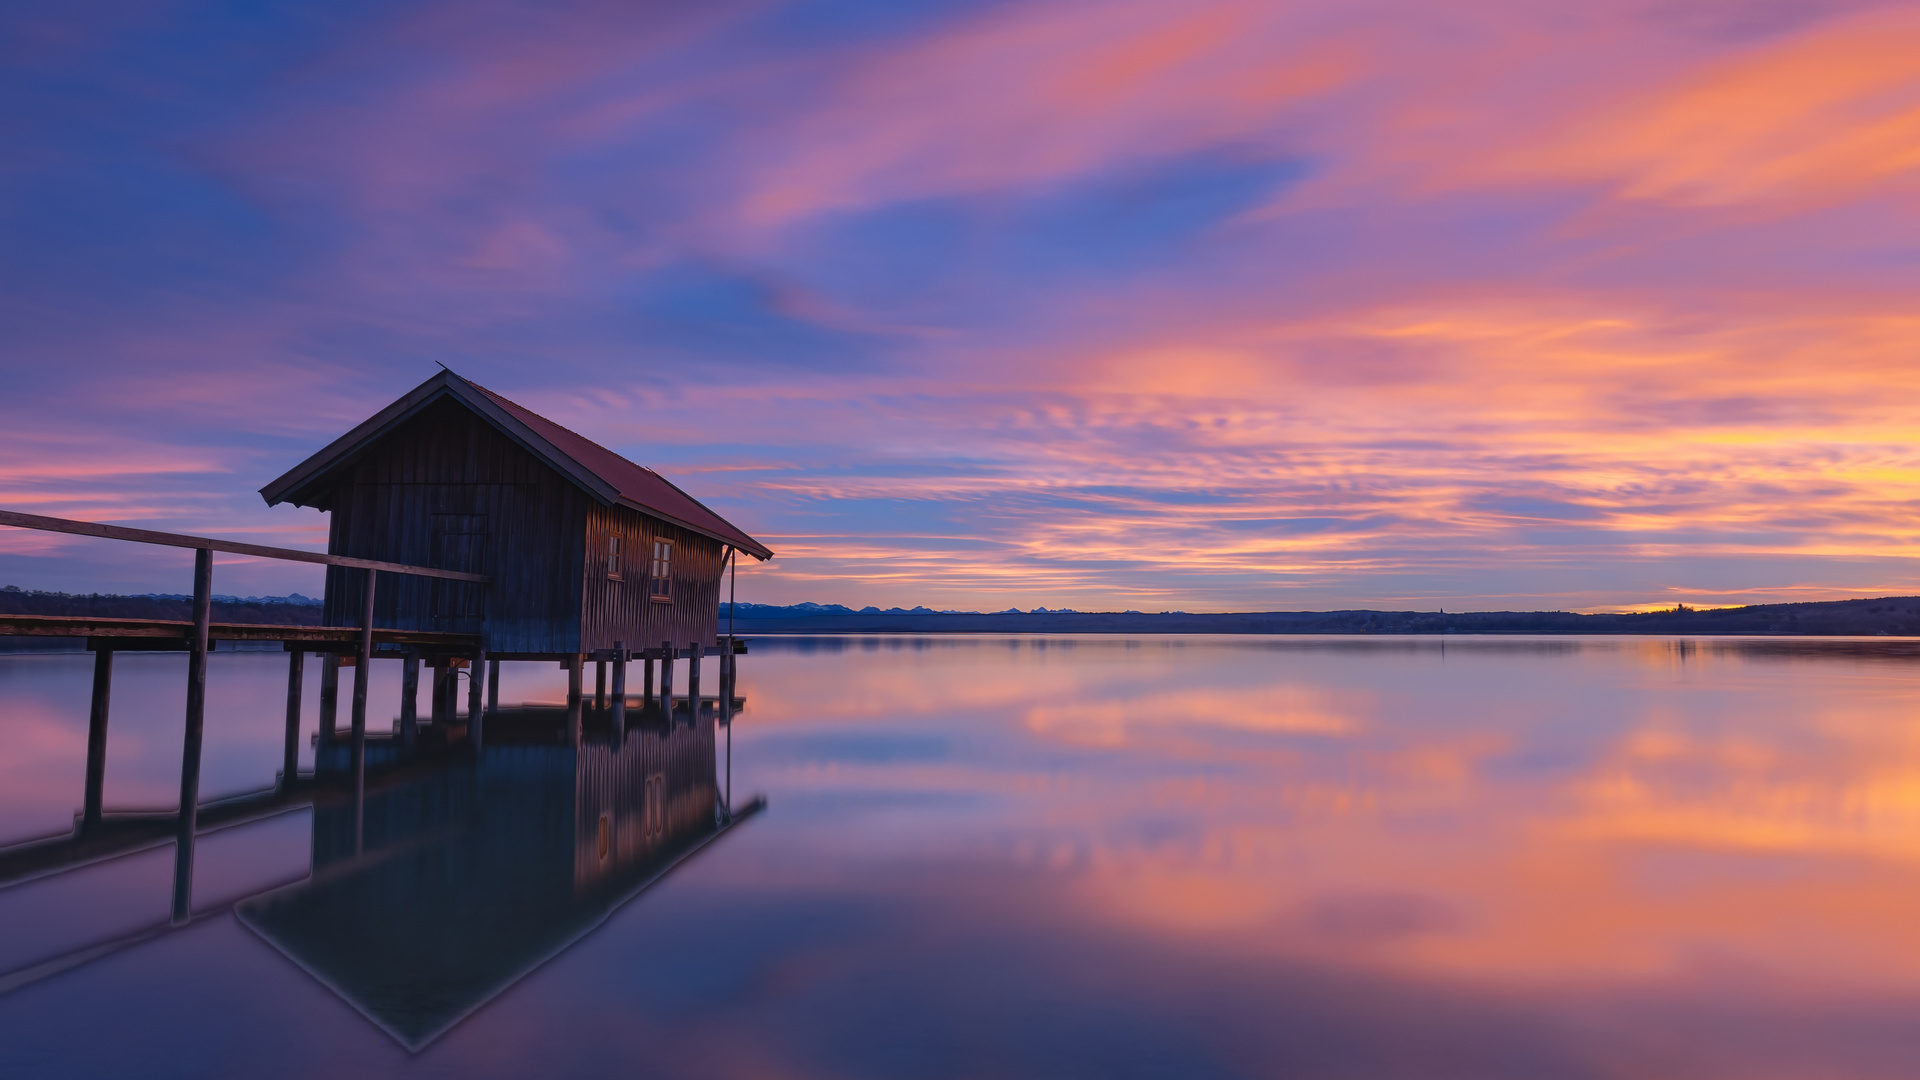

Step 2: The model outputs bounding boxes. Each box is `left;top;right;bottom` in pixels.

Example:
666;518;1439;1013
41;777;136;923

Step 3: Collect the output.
736;0;1361;223
1492;10;1920;210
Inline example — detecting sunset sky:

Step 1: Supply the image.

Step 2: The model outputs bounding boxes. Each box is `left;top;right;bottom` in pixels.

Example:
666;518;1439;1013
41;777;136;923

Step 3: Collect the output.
4;0;1920;612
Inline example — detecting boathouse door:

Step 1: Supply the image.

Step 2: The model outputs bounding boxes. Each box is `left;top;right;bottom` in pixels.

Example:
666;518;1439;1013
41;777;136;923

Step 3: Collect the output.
430;513;488;632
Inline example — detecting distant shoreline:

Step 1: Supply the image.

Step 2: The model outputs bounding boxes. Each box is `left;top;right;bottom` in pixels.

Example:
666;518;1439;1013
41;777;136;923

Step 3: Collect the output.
7;589;1918;647
720;596;1920;637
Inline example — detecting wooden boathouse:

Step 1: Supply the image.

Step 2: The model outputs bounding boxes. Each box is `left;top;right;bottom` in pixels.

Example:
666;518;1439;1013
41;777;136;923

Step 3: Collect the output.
256;368;774;763
261;369;774;659
0;369;771;928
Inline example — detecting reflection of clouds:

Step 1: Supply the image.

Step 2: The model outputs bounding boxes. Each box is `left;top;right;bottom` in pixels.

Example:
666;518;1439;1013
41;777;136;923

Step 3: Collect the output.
1561;722;1920;857
1023;686;1364;747
735;637;1920;987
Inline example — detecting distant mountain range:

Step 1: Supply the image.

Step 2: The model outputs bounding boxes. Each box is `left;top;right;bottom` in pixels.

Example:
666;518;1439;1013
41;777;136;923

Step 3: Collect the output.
719;597;1920;636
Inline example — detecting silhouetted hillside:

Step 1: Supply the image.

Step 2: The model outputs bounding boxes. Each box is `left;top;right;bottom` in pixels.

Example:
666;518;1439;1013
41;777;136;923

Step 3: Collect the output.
718;597;1920;636
0;586;324;625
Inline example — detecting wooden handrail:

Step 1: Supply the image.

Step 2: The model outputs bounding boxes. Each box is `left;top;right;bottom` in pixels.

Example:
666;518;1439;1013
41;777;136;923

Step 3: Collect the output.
0;510;490;584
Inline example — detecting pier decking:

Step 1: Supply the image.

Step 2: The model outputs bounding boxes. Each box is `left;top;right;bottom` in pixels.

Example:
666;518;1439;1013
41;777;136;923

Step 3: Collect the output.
0;613;477;650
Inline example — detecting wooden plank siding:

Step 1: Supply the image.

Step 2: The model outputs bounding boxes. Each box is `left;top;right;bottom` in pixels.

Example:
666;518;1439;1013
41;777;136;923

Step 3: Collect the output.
580;501;726;655
319;397;589;656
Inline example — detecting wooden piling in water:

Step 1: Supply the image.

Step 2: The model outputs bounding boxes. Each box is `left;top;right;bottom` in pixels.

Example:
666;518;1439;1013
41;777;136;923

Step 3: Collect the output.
171;548;212;925
566;656;583;745
486;658;499;716
349;569;375;810
687;640;701;722
82;647;113;830
642;654;654;707
400;656;419;748
317;654;339;751
468;649;485;741
659;640;673;719
610;642;626;743
281;650;303;792
595;659;606;712
428;660;449;735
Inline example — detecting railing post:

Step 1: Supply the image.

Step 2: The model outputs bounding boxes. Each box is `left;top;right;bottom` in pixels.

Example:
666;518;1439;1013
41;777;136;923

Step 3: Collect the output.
171;547;212;925
281;650;304;792
82;646;113;831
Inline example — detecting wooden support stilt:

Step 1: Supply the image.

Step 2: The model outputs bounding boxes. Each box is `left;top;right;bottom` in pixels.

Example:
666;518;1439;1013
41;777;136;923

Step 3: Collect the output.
642;654;654;708
566;656;583;745
281;650;304;792
350;569;375;820
610;642;626;744
430;660;450;731
719;643;733;816
317;654;339;751
171;548;212;925
687;640;701;723
82;647;113;830
467;650;484;733
486;658;500;716
659;640;674;720
400;656;419;748
595;659;606;712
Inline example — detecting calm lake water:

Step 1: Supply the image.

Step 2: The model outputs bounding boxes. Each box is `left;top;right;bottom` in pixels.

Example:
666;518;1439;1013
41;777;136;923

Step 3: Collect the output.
5;635;1920;1078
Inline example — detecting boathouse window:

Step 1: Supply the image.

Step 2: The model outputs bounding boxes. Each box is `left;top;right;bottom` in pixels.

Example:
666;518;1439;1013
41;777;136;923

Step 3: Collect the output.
649;539;673;602
606;535;623;581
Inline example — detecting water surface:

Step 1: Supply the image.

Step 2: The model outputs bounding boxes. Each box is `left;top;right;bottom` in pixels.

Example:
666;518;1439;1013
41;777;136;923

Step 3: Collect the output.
4;635;1920;1078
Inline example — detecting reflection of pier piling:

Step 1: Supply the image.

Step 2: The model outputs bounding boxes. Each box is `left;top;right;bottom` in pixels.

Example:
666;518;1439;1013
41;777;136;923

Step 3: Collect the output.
0;640;757;1008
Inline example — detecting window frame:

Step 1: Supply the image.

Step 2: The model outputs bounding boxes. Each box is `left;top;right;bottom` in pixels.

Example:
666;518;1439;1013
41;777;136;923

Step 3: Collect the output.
648;538;674;603
606;534;623;582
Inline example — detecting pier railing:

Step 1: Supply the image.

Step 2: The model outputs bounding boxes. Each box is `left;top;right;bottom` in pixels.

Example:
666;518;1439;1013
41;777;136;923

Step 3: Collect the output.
0;509;491;923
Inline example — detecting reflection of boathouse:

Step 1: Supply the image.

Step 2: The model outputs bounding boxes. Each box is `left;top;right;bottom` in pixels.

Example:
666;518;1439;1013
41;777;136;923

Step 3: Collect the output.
240;717;760;1050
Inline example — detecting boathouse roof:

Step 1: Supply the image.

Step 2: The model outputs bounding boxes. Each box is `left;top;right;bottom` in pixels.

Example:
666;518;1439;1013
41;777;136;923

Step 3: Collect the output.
259;370;773;560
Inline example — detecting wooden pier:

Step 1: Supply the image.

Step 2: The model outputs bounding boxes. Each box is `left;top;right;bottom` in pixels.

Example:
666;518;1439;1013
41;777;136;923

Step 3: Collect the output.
0;371;769;930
